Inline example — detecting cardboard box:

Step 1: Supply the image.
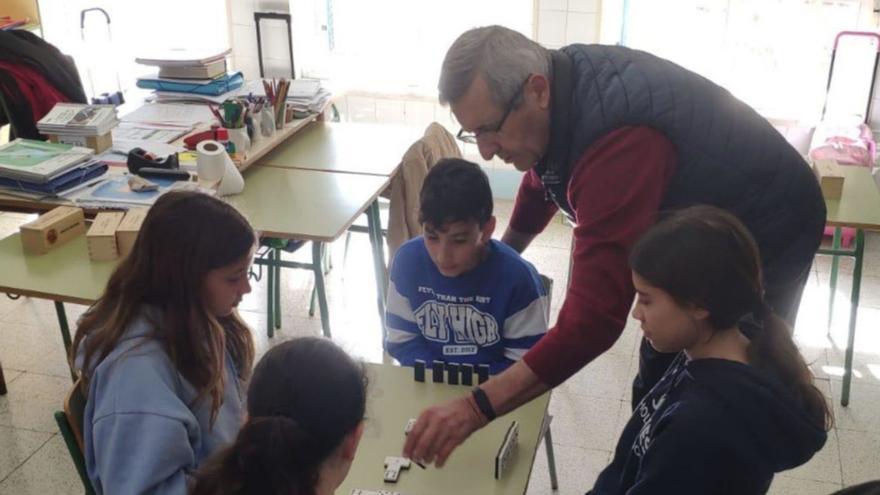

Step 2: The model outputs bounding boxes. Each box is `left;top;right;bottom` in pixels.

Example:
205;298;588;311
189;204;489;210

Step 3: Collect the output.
813;159;845;200
48;132;113;154
116;207;148;258
86;212;125;261
19;206;86;254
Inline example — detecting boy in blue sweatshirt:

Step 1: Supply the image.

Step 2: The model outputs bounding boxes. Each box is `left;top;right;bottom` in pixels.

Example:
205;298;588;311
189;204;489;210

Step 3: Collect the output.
385;158;549;374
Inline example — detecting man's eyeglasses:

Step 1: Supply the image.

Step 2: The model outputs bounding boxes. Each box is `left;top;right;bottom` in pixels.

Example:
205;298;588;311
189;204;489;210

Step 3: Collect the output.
456;79;527;144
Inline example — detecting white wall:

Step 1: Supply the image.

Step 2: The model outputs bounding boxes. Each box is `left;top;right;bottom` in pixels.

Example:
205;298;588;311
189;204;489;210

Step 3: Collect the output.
536;0;601;49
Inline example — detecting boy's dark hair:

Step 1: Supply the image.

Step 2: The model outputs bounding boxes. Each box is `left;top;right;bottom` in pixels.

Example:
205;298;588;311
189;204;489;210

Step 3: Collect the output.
419;158;493;227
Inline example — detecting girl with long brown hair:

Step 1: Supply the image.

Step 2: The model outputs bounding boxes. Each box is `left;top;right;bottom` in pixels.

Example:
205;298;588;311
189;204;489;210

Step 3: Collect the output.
71;191;256;495
589;205;831;494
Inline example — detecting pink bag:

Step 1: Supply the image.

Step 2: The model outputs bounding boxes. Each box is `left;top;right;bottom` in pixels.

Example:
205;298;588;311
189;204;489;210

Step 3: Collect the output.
809;122;875;248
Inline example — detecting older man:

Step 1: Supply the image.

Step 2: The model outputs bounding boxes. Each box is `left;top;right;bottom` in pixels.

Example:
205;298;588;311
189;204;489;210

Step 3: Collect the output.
403;25;825;466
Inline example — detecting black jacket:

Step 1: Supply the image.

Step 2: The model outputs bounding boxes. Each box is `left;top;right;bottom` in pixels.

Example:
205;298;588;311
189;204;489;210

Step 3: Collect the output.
537;44;826;289
590;354;827;494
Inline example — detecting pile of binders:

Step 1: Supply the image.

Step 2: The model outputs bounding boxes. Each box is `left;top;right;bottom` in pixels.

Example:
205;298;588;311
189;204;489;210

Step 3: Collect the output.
0;139;108;197
135;48;244;100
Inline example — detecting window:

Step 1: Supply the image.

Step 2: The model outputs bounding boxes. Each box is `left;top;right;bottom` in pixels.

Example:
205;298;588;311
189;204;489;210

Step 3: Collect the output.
291;0;534;96
38;0;228;100
623;0;869;121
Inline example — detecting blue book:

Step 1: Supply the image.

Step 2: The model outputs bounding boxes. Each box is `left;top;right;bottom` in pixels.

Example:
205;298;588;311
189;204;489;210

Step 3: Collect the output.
0;160;108;195
136;72;244;96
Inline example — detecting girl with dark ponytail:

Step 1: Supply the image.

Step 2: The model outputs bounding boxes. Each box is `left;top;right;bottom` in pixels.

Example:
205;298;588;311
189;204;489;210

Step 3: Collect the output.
192;337;368;495
589;205;831;495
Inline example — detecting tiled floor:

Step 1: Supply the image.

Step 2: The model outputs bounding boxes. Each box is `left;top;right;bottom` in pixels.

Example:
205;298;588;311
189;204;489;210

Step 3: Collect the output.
0;202;879;494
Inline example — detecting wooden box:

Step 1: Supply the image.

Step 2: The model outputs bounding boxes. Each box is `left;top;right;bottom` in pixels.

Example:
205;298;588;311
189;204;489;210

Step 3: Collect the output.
48;132;113;154
19;206;86;254
813;159;845;200
116;207;148;258
86;212;125;261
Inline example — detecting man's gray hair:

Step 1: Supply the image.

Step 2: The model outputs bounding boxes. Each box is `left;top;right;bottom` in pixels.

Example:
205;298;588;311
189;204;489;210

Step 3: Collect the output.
439;25;551;108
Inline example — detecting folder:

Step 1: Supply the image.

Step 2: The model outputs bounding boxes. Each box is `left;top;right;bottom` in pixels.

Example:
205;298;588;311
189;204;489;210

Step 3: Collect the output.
136;72;244;96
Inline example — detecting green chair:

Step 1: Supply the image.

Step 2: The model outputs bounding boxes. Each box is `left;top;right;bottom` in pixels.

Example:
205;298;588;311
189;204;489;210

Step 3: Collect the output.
54;378;96;495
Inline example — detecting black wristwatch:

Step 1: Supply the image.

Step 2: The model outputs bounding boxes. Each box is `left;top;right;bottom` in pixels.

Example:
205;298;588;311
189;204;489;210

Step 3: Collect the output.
471;387;497;421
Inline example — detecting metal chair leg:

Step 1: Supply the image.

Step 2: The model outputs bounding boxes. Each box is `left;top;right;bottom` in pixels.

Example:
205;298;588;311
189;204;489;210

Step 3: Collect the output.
827;227;842;335
312;242;331;337
0;360;7;395
543;416;559;490
266;249;275;339
841;230;865;407
273;249;281;330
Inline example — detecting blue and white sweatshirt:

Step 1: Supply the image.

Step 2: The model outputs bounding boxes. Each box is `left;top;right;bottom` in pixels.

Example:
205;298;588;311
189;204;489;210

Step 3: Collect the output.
385;238;549;374
76;306;245;495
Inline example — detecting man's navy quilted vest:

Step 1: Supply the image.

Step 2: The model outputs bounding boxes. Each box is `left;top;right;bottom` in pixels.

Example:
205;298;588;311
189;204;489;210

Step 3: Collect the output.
535;44;826;269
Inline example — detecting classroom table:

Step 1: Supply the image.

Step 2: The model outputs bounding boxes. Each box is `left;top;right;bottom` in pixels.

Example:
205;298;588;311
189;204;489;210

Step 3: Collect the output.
340;363;551;495
815;164;880;406
0;166;390;373
230;166;390;336
0;234;113;378
255;121;421;338
260;121;420;176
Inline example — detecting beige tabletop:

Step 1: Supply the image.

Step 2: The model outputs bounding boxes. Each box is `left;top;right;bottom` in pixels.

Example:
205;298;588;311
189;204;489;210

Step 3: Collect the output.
0;234;113;305
259;122;420;176
230;166;390;242
339;363;550;495
824;165;880;230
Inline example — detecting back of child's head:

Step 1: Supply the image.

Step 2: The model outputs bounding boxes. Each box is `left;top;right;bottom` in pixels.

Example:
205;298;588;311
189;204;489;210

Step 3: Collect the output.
419;158;493;228
630;205;831;429
73;191;257;417
192;337;368;495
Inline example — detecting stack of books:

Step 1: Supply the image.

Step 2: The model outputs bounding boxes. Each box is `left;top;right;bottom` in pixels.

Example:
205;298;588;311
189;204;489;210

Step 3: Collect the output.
135;48;243;103
0;139;108;197
286;79;332;114
37;103;119;153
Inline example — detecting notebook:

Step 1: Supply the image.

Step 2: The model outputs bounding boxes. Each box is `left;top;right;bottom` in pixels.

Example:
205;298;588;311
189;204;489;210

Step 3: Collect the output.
0;139;93;183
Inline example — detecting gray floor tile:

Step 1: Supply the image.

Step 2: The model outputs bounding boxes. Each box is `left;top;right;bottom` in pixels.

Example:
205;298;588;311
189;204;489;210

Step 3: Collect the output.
0;373;71;433
837;429;880;486
768;475;842;495
0;435;81;495
0;426;52;481
527;442;610;495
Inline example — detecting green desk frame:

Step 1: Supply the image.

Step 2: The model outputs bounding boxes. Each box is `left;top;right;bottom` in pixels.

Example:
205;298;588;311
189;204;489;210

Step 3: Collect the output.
817;227;864;407
816;164;880;407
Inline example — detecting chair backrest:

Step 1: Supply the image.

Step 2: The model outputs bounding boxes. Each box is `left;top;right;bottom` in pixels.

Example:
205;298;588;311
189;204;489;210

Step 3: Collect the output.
54;378;96;495
386;122;462;258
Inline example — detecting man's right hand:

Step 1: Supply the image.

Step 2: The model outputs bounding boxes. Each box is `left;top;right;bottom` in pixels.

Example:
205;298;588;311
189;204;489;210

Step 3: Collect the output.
403;394;488;467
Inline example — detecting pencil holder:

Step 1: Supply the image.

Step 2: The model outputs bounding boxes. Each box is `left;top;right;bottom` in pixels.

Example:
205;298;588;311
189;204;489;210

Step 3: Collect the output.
260;108;276;138
225;127;251;155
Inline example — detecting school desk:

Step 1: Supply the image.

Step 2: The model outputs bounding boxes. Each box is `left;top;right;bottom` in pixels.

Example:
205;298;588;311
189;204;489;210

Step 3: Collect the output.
254;121;421;340
339;363;551;495
229;166;390;337
259;121;420;176
815;163;880;406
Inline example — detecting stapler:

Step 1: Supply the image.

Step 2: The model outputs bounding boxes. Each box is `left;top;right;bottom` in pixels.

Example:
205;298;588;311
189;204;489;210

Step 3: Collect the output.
126;148;190;181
